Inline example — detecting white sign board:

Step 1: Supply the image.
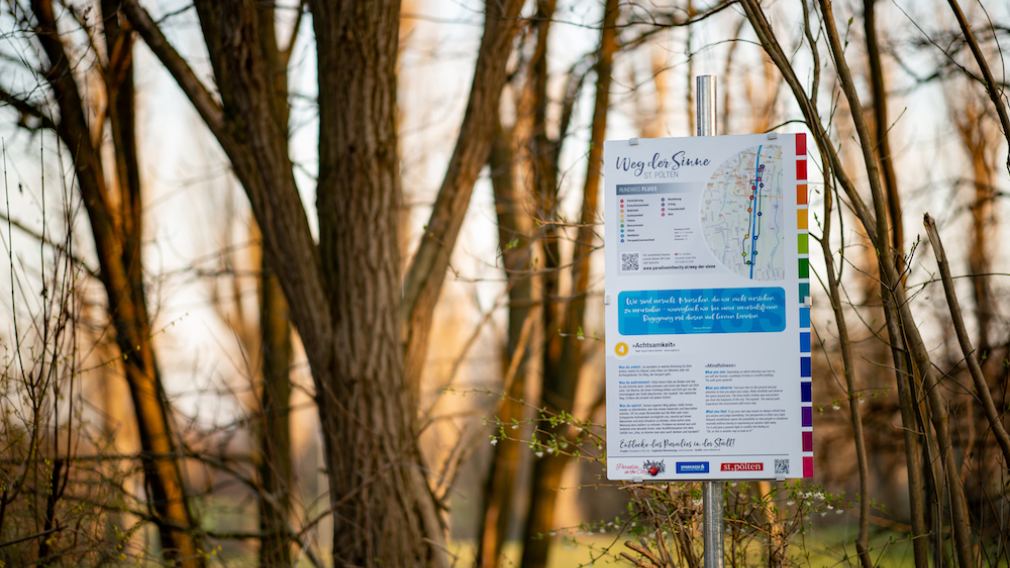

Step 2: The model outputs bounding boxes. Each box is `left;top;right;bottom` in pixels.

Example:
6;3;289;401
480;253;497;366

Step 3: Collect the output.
604;133;812;481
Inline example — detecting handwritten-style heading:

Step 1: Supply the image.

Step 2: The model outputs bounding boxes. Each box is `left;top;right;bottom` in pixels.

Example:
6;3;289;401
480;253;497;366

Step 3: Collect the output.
614;150;712;177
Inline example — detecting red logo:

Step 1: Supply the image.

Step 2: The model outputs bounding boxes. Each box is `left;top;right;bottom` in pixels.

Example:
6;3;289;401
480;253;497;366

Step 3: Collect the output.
721;462;763;472
643;460;665;477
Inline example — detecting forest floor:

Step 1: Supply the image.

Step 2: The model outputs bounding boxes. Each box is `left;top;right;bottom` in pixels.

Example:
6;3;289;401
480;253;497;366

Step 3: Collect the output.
449;526;918;567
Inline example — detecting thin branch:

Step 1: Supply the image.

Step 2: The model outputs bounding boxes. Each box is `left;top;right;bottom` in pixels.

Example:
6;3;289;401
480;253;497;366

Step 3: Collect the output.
945;0;1010;174
0;212;97;277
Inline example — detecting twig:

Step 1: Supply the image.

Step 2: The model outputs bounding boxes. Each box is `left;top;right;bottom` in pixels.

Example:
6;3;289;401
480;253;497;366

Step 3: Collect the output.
0;527;63;549
945;0;1010;175
923;213;1010;467
0;212;98;278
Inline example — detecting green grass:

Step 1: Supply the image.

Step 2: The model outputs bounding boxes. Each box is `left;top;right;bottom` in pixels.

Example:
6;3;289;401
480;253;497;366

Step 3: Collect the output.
450;536;633;567
450;526;920;567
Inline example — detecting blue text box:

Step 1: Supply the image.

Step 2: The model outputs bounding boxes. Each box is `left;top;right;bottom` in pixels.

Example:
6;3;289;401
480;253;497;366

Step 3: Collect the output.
618;287;786;335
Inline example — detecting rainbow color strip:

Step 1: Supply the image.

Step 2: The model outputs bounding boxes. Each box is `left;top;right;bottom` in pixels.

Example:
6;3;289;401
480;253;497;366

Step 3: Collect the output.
795;133;813;478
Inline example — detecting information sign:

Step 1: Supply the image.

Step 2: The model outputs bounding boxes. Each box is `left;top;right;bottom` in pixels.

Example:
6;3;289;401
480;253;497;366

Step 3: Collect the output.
604;133;812;480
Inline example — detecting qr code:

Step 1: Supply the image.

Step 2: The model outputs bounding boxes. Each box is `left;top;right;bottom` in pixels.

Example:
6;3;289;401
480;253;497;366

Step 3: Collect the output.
775;459;790;475
621;252;640;272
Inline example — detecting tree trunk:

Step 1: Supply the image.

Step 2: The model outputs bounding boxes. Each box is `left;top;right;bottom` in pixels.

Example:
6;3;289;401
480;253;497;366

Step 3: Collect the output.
954;99;997;353
258;264;294;567
250;6;296;564
310;3;444;564
818;175;873;568
924;214;1010;467
475;122;537;568
521;1;618;565
518;2;566;565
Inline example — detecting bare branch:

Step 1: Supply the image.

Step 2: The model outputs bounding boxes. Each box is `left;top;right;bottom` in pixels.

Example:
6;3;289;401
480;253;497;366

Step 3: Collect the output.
121;0;226;138
0;85;55;131
924;213;1010;467
945;0;1010;175
401;0;524;387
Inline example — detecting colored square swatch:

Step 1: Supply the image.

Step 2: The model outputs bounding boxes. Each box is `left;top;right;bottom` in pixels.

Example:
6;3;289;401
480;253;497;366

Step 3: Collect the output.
800;307;810;328
800;332;811;352
797;233;808;254
802;406;813;427
802;431;813;452
803;456;814;478
799;282;810;302
797;184;808;205
795;133;807;155
798;258;809;278
801;381;812;402
797;209;808;229
796;159;807;181
800;357;812;377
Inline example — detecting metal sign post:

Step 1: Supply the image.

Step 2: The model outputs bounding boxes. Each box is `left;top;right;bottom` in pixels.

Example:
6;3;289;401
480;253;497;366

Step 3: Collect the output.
695;74;725;568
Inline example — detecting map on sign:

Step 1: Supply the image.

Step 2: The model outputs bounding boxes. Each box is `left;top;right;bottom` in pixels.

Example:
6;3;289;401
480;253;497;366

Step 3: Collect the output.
701;145;784;280
603;133;812;481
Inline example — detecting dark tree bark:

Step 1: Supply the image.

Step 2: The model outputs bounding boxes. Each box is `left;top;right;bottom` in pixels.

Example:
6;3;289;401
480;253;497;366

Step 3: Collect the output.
311;3;438;564
815;3;974;563
818;159;873;568
924;214;1010;467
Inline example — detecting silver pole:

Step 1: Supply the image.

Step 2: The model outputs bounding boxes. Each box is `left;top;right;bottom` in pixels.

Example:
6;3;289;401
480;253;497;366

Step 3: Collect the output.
702;481;724;568
696;75;717;137
695;74;724;568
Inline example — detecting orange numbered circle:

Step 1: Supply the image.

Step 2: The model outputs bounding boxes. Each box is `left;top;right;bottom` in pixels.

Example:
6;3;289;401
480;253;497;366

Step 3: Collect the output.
614;342;629;357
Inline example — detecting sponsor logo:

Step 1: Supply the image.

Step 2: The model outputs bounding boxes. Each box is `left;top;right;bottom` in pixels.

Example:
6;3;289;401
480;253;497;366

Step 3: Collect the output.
675;461;710;474
643;460;665;477
615;463;644;475
721;462;764;472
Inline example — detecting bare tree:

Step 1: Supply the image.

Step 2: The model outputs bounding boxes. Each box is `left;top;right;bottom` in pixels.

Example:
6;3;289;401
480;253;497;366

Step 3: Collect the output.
740;0;989;564
121;0;523;564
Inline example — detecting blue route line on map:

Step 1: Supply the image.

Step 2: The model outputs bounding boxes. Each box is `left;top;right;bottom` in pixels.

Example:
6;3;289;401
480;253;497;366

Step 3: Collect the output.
747;145;764;279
